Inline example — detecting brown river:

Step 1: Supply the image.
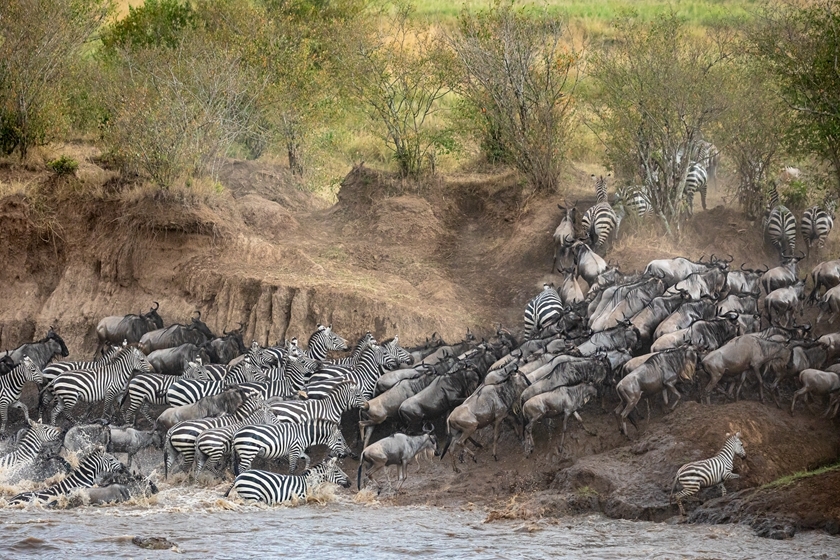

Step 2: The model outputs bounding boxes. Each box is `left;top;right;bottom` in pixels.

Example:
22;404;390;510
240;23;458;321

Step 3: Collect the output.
2;485;839;559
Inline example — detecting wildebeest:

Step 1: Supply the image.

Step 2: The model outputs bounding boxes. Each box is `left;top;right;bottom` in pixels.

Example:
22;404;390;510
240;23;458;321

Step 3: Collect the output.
155;386;246;432
205;325;248;364
147;343;211;375
442;368;531;467
95;302;163;355
644;256;722;288
725;264;765;297
716;294;759;316
614;346;698;436
108;426;162;467
665;267;727;301
765;280;806;327
553;205;578;272
573;241;608;287
71;484;131;505
357;430;438;491
699;334;793;403
590;278;665;333
760;255;802;294
138;311;215;355
630;293;688;343
360;371;435;447
808;259;840;302
2;328;69;370
790;369;840;416
521;383;598;454
558;268;585;306
651;312;740;353
571;322;640;357
653;298;717;341
518;355;610;405
816;284;840;323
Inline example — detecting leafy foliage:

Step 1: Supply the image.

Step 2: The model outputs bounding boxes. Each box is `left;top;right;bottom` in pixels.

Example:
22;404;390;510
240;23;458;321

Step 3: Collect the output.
46;155;79;176
102;0;197;52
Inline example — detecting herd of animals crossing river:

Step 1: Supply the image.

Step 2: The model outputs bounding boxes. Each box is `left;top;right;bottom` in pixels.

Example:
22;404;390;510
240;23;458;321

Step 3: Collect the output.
1;175;840;539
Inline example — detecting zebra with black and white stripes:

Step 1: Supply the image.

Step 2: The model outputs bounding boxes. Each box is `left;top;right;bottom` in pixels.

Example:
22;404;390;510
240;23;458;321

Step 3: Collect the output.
303;324;349;360
614;185;652;219
801;203;835;256
224;457;351;504
165;357;264;407
46;346;154;425
269;379;367;424
670;432;746;516
524;284;564;339
9;451;125;505
331;332;377;367
0;420;62;476
232;417;353;474
764;185;797;259
39;345;123;419
683;162;708;214
303;344;399;400
581;176;618;248
163;392;269;478
241;350;319;401
120;360;210;426
0;357;44;433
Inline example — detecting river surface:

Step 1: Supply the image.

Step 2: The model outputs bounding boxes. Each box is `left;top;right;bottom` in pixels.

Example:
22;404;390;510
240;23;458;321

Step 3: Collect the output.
2;486;838;560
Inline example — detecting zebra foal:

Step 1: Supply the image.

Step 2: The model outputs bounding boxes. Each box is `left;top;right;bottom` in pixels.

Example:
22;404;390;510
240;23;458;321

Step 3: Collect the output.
670;432;746;516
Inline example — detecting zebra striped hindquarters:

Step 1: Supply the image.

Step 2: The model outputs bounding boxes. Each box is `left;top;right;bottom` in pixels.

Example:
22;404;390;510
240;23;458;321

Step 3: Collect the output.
224;457;351;505
581;202;618;248
0;357;44;433
670;432;746;516
166;357;264;407
269;380;367;424
304;344;399;400
801;205;835;256
524;284;564;339
0;421;62;477
232;418;353;475
683;162;708;214
765;204;797;259
9;451;125;505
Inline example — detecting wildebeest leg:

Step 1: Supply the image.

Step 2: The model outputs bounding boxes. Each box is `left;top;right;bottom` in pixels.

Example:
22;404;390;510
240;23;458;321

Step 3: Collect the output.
362;426;375;448
752;366;765;403
574;411;596;437
703;371;723;405
396;461;408;492
467;437;483;449
492;416;505;461
665;383;681;411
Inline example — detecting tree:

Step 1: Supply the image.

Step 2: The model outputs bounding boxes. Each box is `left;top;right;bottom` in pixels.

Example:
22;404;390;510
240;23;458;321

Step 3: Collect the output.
449;1;579;193
752;0;840;193
0;0;111;159
336;1;455;178
588;12;733;231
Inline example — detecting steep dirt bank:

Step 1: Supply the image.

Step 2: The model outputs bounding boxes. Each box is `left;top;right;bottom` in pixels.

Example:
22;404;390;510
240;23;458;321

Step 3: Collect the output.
1;152;839;536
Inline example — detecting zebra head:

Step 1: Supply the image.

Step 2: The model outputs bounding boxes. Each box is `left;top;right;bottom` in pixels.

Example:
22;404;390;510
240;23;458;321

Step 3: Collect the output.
125;347;154;373
20;356;44;385
385;336;413;366
315;324;349;353
26;419;62;444
247;341;273;369
373;344;399;372
326;425;353;459
314;457;351;488
728;432;746;459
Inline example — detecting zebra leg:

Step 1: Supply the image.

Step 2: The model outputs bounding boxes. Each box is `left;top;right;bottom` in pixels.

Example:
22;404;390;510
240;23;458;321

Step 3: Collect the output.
0;402;7;434
50;397;66;425
717;482;727;497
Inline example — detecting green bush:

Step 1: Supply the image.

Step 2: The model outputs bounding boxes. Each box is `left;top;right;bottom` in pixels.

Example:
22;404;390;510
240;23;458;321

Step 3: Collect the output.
47;155;79;176
102;0;197;52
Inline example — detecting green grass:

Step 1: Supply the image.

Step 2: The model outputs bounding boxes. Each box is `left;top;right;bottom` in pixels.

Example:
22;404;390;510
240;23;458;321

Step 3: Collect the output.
760;462;840;490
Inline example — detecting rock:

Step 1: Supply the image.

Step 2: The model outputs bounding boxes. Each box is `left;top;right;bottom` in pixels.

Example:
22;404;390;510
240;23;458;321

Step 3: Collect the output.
132;536;178;550
752;518;796;540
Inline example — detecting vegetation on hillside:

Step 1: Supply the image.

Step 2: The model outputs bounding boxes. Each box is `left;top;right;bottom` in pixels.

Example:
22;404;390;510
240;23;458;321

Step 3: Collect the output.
1;0;839;229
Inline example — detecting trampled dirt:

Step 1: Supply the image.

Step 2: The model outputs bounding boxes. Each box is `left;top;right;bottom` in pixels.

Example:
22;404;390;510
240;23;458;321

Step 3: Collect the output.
1;152;838;535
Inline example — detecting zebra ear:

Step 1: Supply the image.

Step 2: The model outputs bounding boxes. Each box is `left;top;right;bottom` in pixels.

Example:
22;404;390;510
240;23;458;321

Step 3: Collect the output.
735;431;741;437
725;432;731;437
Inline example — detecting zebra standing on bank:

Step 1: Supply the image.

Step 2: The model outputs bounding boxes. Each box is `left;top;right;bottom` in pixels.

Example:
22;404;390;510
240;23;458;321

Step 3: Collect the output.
0;357;44;433
801;202;835;256
269;379;367;424
524;284;564;339
224;457;351;504
764;185;797;259
120;359;210;426
165;356;264;407
46;346;154;425
9;451;125;505
0;420;62;476
683;162;708;214
303;344;399;400
232;417;352;474
670;432;746;516
581;175;618;248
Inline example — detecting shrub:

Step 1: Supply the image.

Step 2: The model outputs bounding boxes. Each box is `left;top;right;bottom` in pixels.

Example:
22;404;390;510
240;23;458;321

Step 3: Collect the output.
46;155;79;176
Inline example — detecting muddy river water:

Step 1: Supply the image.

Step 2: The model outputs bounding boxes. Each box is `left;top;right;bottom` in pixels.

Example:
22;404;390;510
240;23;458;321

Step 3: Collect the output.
2;485;838;559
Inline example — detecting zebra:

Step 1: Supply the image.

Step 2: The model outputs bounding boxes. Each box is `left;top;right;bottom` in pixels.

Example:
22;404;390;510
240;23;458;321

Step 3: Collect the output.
269;379;368;424
331;332;377;367
120;361;209;426
46;346;154;425
38;345;124;418
232;417;353;474
764;186;797;259
302;324;349;361
801;203;835;256
162;391;267;478
614;185;652;219
670;432;746;516
0;357;44;433
193;402;279;476
698;140;720;186
203;342;273;381
303;344;399;400
581;176;618;248
683;162;708;214
0;420;62;476
9;451;125;505
240;350;319;401
165;356;264;407
524;284;564;339
224;457;351;504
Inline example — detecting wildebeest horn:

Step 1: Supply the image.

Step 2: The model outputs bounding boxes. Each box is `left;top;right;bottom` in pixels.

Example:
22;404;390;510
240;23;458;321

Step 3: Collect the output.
740;263;749;271
239;322;246;330
152;301;159;311
725;254;734;263
223;327;229;335
192;310;201;320
422;422;434;434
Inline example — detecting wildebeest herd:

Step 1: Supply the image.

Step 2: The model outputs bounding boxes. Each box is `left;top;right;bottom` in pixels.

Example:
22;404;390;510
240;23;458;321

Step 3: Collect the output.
1;199;839;515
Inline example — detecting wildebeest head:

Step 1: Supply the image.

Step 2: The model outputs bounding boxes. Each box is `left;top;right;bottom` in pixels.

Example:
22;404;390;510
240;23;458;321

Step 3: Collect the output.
144;302;164;329
46;327;70;357
189;311;215;339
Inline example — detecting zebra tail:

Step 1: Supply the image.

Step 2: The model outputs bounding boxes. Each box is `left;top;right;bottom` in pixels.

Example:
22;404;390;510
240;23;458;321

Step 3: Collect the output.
223;482;235;498
233;448;241;476
163;435;176;480
669;469;682;503
357;451;365;490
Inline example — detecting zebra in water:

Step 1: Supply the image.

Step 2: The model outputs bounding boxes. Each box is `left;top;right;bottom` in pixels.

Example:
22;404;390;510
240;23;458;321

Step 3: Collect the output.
670;432;746;516
46;346;154;425
764;185;797;259
0;357;44;433
524;284;564;339
232;418;353;475
801;203;835;256
120;359;210;426
303;344;399;400
162;392;267;478
165;356;264;407
9;451;125;505
38;344;122;417
224;457;351;504
0;420;62;476
683;162;708;214
270;379;367;424
581;175;618;248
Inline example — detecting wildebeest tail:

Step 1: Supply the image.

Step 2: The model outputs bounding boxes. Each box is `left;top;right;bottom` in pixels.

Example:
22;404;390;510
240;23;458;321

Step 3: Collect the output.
356;450;366;490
